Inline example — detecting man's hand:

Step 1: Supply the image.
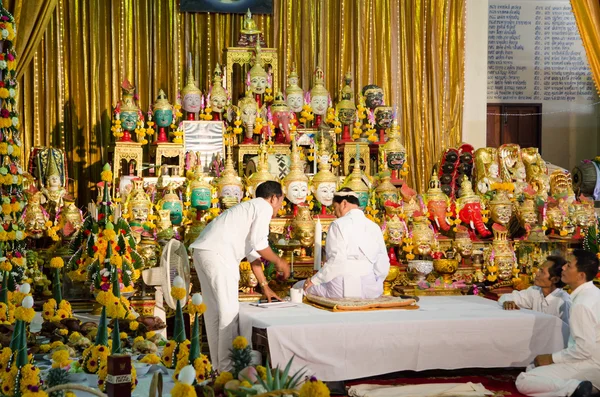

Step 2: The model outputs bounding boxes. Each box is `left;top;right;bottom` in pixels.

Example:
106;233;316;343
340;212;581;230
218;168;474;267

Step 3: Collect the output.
503;301;520;310
275;257;290;279
263;286;282;303
303;278;313;292
534;354;553;367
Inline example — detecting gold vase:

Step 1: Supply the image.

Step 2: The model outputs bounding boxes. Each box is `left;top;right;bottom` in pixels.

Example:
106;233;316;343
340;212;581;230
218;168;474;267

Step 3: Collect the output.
383;266;400;296
433;259;459;283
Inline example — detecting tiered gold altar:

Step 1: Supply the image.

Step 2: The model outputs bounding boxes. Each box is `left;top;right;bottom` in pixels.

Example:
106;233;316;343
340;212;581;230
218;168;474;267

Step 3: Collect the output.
18;12;599;310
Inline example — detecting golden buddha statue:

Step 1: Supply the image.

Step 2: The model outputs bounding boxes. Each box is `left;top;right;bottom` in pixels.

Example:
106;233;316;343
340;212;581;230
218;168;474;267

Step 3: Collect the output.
310;66;329;118
209;63;229;117
488;189;513;226
23;190;49;239
521;147;550;198
238;91;259;143
474;148;501;195
217;141;244;207
246;143;276;197
283;134;309;206
181;66;202;119
411;216;436;257
40;148;67;221
286;64;304;113
125;179;153;241
241;8;261;34
291;206;315;259
343;150;369;209
311;138;338;210
486;224;517;283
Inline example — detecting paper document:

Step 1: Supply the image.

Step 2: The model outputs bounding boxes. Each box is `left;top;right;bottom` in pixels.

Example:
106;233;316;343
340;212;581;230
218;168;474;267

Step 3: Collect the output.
249;301;298;309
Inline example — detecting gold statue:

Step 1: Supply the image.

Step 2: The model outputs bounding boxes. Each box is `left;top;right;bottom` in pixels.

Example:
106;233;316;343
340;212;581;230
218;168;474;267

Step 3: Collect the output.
238;91;259;142
125;179;153;242
385;215;407;246
521;148;550;197
40;148;67;221
453;226;473;265
57;197;84;240
473;148;500;195
241;8;261;34
23;190;49;239
291;206;315;259
550;170;575;203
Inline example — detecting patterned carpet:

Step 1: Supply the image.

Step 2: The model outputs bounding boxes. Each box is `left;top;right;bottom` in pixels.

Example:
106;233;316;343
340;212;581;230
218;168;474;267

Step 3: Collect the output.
342;368;526;397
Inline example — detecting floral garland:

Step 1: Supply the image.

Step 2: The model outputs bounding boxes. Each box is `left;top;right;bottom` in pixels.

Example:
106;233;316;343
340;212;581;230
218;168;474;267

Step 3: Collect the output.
299;104;314;126
41;299;72;322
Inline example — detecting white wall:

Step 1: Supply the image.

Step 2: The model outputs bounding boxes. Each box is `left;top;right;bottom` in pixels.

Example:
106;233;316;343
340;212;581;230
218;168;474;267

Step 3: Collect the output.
462;0;489;150
463;0;598;170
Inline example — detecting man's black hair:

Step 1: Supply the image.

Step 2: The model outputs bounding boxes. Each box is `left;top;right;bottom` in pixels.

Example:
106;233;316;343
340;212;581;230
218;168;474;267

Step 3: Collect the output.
332;187;360;206
572;249;600;282
546;255;567;288
256;181;283;199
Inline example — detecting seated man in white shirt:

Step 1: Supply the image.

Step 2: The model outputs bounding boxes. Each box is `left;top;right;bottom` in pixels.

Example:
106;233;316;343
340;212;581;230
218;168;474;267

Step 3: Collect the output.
516;249;600;397
499;255;571;324
298;188;390;299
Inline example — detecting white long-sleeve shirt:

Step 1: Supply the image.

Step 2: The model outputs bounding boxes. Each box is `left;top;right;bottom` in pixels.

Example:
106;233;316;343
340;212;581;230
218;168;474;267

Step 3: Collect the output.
553;281;600;364
190;198;272;266
311;209;389;295
498;286;571;324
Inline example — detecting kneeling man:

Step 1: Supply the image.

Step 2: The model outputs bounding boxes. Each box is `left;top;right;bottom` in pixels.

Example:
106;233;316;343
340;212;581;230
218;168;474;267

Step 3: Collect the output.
300;188;389;298
516;249;600;397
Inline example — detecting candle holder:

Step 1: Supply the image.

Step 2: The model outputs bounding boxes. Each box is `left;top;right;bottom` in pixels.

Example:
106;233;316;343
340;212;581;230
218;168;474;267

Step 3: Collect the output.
274;240;301;282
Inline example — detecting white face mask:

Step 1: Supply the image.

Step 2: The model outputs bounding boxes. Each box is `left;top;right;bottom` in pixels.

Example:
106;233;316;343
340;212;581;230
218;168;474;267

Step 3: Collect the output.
241;106;257;125
251;76;267;94
211;95;227;112
183;94;201;112
220;185;242;201
311;95;328;115
287;94;303;113
315;182;336;206
286;181;309;204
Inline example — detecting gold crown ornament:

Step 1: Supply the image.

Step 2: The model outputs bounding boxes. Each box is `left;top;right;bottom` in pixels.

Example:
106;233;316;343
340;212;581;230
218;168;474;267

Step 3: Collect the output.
283;133;308;187
238;90;258;112
217;142;243;191
247;143;276;196
310;66;329;98
425;170;448;203
153;89;173;112
271;92;289;113
249;61;268;81
210;63;228;101
343;150;368;194
181;69;201;99
120;79;140;113
457;175;481;205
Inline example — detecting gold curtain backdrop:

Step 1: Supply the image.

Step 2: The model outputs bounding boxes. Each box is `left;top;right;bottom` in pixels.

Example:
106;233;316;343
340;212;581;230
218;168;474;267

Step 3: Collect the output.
9;0;464;204
570;0;600;94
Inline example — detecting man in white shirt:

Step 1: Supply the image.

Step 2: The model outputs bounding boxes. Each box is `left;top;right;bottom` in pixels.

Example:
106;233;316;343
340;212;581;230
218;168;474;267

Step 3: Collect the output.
499;255;571;324
516;249;600;397
300;188;390;299
190;181;290;372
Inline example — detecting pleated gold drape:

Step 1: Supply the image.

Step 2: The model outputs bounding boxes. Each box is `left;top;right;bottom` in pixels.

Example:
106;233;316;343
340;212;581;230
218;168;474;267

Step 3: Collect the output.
570;0;600;94
15;0;464;204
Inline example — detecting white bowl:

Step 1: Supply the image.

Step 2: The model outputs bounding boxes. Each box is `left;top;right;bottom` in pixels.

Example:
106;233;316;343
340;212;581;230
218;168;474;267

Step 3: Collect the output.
68;372;86;383
85;373;98;387
133;362;151;377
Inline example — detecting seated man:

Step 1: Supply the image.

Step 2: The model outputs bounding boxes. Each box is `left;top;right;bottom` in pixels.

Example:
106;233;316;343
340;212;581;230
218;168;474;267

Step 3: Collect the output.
499;255;571;324
299;188;390;299
516;249;600;397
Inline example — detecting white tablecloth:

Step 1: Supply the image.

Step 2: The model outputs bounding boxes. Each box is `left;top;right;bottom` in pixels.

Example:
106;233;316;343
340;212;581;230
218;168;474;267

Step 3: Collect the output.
239;296;569;381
